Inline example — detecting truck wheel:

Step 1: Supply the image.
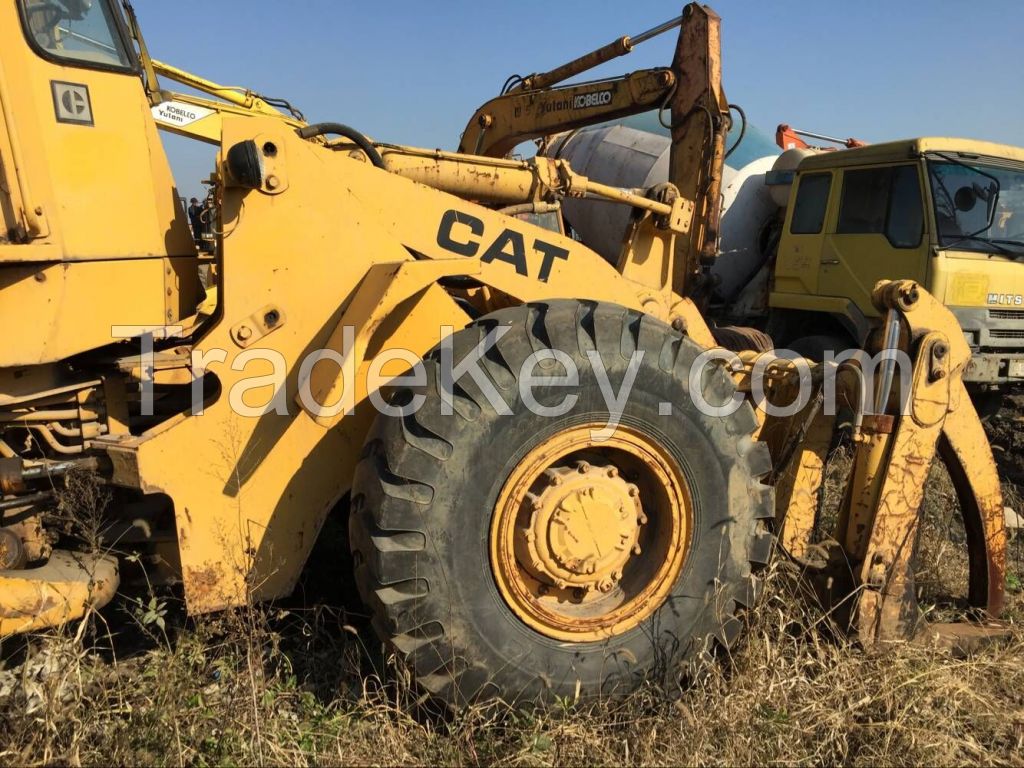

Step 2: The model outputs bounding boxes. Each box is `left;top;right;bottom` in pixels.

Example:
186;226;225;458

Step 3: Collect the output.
349;300;774;706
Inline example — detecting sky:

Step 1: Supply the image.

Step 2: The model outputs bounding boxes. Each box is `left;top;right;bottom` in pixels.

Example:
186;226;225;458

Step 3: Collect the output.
131;0;1024;201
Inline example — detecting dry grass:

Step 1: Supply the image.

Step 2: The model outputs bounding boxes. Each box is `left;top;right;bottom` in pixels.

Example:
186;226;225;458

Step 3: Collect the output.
1;464;1022;766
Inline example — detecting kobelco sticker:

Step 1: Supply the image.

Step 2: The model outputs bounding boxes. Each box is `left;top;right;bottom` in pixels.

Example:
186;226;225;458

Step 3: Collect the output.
151;100;214;128
988;293;1024;306
572;89;613;109
538;89;614;116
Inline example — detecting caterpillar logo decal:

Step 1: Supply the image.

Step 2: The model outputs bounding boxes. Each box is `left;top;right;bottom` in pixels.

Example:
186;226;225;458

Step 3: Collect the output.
436;209;569;282
51;81;93;126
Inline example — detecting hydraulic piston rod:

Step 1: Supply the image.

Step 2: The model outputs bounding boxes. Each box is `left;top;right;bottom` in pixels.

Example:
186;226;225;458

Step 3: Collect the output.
517;14;684;92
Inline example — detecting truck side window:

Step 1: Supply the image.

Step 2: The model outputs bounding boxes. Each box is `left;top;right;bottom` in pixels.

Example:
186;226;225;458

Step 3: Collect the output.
886;166;924;247
837;166;923;248
789;173;831;234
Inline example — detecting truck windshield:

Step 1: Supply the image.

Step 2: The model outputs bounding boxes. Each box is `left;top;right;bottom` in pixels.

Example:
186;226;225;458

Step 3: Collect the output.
928;157;1024;254
20;0;133;70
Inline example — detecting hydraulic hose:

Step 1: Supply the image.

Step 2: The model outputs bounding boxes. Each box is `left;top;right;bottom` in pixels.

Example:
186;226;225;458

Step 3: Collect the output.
725;103;746;160
296;122;386;169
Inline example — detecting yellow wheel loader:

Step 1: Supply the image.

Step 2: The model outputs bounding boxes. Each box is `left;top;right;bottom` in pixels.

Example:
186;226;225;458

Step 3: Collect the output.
0;0;1008;706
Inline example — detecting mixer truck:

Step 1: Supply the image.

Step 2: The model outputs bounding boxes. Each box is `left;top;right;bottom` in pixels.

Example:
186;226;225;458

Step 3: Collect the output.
545;126;1024;407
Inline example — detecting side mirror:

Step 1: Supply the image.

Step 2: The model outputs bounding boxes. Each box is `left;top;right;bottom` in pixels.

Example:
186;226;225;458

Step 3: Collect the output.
954;186;978;212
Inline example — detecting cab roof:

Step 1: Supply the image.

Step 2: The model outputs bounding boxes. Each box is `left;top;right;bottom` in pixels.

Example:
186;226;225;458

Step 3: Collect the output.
798;137;1024;170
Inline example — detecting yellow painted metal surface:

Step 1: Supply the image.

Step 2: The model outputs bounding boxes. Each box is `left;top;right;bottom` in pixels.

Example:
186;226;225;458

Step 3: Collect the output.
459;68;674;158
0;0;1005;655
0;551;118;635
302;258;484;428
0;256;199;367
844;283;1002;639
0;1;199;367
774;164;930;319
774;141;1024;330
148;59;305;145
930;252;1024;308
0;4;194;261
797;137;1024;171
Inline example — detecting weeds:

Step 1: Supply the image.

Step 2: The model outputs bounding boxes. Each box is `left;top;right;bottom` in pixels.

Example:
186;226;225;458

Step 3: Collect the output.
0;453;1022;765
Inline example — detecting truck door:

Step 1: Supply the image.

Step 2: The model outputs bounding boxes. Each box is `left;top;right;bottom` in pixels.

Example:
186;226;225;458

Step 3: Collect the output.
817;164;929;317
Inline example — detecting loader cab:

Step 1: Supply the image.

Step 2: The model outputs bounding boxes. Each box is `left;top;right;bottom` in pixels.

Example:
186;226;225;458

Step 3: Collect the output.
0;0;199;367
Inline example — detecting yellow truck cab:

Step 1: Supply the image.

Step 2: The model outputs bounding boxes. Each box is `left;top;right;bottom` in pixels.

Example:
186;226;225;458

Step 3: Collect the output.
771;138;1024;389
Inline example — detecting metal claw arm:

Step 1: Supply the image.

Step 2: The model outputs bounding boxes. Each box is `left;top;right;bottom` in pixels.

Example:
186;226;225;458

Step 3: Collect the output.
764;280;1007;649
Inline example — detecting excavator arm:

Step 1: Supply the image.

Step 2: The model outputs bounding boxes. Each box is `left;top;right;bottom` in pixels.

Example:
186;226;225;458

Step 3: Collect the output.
458;68;675;158
666;4;731;296
457;13;685;158
457;5;732;300
146;59;306;144
121;1;305;144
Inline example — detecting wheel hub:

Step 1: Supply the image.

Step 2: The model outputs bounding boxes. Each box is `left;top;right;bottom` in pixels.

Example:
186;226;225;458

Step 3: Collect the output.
491;424;693;642
520;463;644;594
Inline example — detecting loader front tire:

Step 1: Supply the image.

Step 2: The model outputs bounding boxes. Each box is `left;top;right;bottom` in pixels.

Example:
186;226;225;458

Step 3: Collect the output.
349;300;773;706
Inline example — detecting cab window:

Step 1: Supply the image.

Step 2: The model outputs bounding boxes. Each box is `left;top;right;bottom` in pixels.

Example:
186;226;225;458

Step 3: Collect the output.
837;165;923;248
789;172;832;234
20;0;134;71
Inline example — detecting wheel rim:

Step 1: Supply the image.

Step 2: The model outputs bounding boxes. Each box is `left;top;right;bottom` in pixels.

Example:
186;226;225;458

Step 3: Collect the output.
490;424;693;642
